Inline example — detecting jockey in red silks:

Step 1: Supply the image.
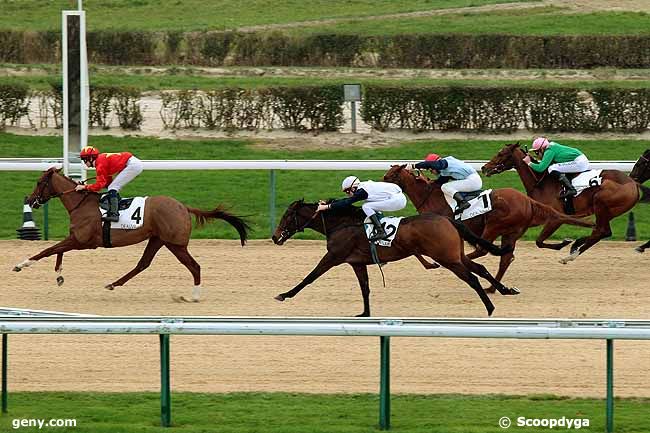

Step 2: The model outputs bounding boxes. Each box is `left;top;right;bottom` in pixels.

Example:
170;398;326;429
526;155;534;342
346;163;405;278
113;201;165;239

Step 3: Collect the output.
75;146;144;222
316;176;407;241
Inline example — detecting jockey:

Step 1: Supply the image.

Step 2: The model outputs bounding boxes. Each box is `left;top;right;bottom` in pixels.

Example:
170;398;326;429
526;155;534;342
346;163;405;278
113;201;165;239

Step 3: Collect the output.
524;137;590;198
410;153;482;214
316;176;407;241
75;146;144;222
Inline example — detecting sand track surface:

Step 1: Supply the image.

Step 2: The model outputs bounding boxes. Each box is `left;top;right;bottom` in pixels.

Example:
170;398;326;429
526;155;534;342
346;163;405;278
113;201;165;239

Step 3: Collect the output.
2;240;649;396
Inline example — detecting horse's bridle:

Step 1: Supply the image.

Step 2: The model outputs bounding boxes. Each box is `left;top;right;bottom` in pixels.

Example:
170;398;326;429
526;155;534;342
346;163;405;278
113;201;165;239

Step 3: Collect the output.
31;172;89;210
278;206;320;242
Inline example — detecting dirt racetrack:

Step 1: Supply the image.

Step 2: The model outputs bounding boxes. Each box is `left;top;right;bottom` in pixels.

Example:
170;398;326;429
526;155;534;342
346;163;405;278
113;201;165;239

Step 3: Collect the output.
2;239;649;397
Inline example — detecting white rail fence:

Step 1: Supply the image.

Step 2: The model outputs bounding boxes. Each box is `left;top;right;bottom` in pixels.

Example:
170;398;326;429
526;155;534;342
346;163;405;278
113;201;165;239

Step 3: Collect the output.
0;316;648;431
0;158;638;238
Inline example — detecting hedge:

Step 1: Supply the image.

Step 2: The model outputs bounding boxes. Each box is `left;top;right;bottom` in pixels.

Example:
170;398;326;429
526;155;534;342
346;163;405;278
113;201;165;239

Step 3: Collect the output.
2;30;650;68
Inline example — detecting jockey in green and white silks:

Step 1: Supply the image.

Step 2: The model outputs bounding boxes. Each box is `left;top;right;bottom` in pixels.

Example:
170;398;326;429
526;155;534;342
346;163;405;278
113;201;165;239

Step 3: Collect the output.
316;176;407;241
410;153;482;214
524;137;590;198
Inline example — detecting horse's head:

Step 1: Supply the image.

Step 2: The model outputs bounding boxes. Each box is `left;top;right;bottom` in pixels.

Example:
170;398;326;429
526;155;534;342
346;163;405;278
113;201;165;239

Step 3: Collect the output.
272;199;317;245
481;142;521;177
27;167;63;209
630;149;650;183
383;164;408;186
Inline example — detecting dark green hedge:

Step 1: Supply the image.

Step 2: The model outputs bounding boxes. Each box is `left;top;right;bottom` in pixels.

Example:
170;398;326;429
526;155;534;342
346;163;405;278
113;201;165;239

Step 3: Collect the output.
2;30;650;68
361;86;650;132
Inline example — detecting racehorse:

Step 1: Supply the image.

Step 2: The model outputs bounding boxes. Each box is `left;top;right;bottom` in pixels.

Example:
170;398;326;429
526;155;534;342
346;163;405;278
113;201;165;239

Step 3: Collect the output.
629;149;650;252
271;199;520;317
482;143;650;263
13;167;250;302
383;165;594;289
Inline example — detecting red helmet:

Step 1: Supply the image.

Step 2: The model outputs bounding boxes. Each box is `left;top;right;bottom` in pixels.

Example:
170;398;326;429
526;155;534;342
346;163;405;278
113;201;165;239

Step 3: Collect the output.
425;153;441;162
80;146;99;161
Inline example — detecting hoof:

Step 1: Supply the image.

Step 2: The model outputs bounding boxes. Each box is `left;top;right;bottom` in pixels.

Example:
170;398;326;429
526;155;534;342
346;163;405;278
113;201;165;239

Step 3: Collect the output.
635;246;645;254
355;312;370;317
56;276;64;286
172;295;199;303
12;266;21;272
105;284;115;290
274;294;286;302
509;287;521;295
487;305;495;317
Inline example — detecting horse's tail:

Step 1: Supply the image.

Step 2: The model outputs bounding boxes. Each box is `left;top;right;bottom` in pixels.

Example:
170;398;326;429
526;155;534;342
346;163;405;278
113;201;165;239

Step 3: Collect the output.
186;206;250;246
449;218;512;256
639;184;650;204
529;199;594;228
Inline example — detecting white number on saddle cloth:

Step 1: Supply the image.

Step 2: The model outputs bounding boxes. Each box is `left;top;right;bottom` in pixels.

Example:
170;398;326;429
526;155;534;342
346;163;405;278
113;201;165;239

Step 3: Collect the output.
100;197;147;230
364;215;403;247
454;189;493;221
570;170;603;196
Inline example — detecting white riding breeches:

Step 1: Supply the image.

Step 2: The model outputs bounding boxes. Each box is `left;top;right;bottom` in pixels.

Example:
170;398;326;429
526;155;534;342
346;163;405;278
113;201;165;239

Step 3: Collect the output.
107;156;144;192
361;193;407;217
548;154;590;174
440;173;483;207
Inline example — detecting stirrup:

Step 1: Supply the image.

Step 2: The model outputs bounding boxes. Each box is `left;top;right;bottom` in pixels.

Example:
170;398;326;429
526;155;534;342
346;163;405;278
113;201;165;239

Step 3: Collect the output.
103;213;119;223
369;230;387;241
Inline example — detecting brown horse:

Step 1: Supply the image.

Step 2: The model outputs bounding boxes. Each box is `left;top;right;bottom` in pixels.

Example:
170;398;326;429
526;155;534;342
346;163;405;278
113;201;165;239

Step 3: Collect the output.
271;199;520;317
383;165;594;289
13;167;250;302
482;143;650;263
629;149;650;252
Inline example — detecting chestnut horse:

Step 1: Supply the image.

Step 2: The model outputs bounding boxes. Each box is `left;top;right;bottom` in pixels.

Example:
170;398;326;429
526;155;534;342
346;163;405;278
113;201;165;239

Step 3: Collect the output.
272;199;520;317
629;149;650;252
13;167;250;302
383;165;594;289
482;143;650;263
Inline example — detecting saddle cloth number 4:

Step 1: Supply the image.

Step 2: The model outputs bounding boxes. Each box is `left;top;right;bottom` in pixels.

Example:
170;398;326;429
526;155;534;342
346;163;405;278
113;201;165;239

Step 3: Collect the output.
101;196;147;230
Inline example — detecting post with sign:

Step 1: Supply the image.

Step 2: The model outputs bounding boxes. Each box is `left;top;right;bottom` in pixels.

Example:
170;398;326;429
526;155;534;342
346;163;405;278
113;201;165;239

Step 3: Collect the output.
343;84;362;133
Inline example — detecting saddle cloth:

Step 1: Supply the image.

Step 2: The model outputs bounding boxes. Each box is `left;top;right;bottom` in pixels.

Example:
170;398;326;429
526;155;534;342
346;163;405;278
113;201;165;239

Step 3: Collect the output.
453;189;493;221
570;170;603;196
99;196;147;230
364;214;403;247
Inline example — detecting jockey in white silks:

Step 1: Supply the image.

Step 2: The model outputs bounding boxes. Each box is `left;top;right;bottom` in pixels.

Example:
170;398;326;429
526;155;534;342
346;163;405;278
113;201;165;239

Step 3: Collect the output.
316;176;407;241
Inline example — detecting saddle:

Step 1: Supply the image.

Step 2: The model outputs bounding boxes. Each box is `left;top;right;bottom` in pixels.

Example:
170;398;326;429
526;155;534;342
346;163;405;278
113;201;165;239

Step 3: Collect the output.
99;194;134;211
458;190;483;201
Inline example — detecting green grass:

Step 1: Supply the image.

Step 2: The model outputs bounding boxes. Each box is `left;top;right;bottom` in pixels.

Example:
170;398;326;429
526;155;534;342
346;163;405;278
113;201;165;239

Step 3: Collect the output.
0;392;648;433
4;73;650;92
0;0;537;32
295;9;650;36
1;133;649;241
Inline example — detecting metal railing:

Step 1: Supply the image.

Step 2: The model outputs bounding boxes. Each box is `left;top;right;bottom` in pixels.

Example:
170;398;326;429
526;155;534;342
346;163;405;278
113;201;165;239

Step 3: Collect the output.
1;316;649;431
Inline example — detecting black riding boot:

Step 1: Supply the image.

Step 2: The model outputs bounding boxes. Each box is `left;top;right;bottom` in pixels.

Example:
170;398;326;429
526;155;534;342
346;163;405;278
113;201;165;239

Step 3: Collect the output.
368;214;387;241
453;192;470;215
104;189;120;222
555;172;577;198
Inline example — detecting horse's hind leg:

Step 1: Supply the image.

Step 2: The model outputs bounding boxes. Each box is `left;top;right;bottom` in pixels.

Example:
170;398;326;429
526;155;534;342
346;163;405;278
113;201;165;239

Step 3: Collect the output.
415;254;440;270
635;239;650;253
441;261;495;317
462;254;519;296
106;237;164;290
165;243;202;302
55;253;64;286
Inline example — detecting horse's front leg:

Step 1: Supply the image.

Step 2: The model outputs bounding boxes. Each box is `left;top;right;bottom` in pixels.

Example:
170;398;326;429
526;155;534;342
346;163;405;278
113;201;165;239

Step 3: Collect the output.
55;253;65;286
351;264;371;317
635;239;650;253
274;252;343;302
13;237;78;272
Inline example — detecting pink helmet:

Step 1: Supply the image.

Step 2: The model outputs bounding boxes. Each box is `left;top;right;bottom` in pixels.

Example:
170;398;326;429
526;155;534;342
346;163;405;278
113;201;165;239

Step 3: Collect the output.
531;137;550;151
424;153;441;161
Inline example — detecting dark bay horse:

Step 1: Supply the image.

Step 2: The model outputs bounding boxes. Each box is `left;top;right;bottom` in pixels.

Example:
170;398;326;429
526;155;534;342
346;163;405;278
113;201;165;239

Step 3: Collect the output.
13;167;250;302
271;199;520;317
482;143;650;263
629;149;650;252
383;165;594;289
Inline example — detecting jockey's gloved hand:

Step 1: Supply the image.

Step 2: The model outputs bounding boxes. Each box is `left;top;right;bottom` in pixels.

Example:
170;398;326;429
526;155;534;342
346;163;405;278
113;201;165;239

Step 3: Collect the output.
316;203;330;212
74;184;86;191
523;155;532;165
